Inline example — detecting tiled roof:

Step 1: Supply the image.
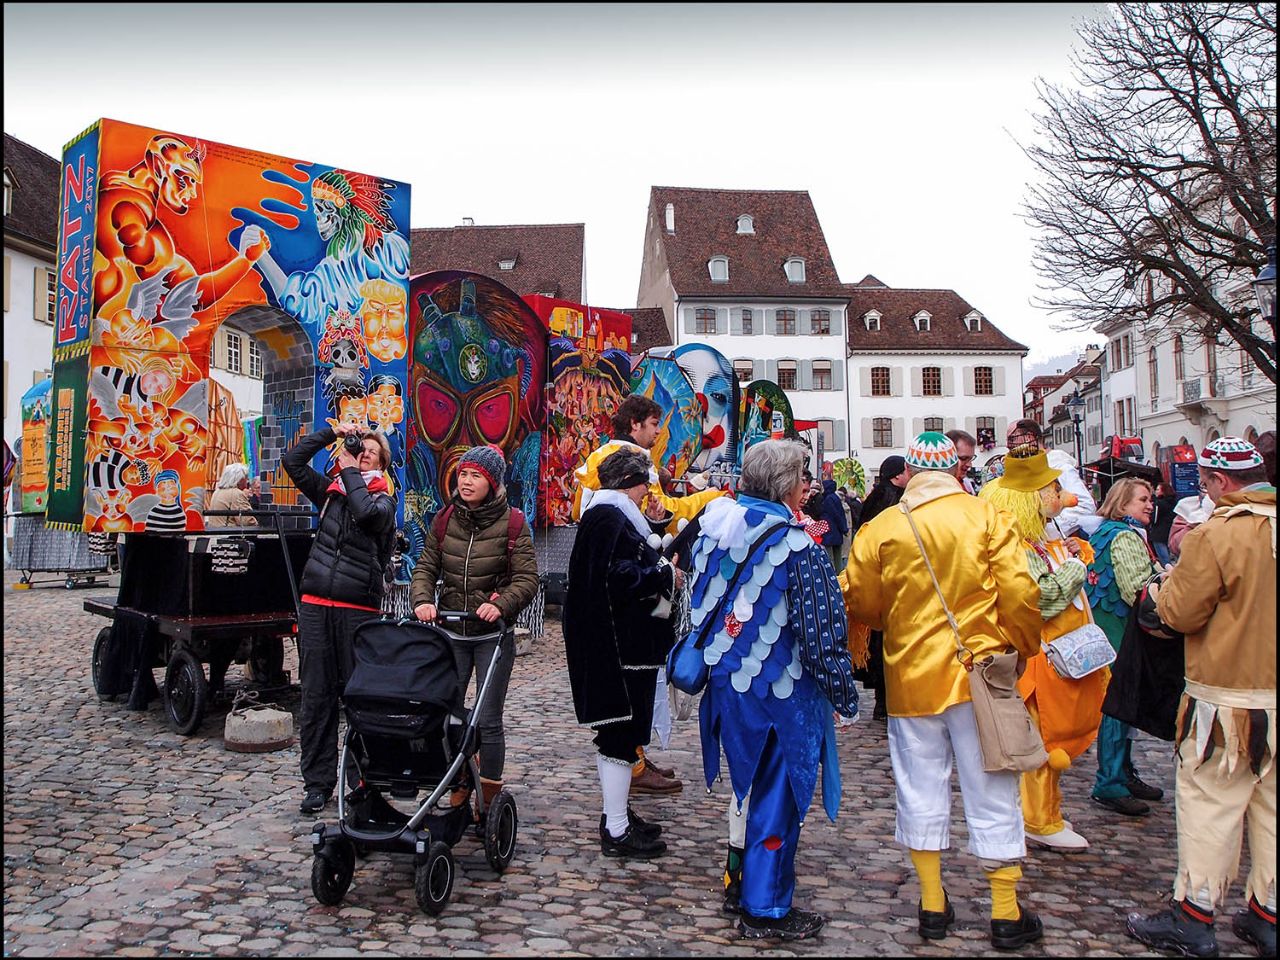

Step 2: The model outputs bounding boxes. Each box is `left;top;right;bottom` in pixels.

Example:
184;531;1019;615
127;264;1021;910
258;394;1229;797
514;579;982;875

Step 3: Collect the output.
3;133;60;252
613;307;671;352
1026;374;1070;390
846;284;1028;354
410;223;584;302
650;186;846;298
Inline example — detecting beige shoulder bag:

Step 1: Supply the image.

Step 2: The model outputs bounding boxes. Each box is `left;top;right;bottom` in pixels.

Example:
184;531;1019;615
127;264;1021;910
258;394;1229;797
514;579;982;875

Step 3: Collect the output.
900;502;1047;773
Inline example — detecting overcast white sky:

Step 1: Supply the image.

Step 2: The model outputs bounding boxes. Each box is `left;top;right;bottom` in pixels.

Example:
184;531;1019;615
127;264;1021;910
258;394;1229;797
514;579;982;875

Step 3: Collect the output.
4;2;1102;364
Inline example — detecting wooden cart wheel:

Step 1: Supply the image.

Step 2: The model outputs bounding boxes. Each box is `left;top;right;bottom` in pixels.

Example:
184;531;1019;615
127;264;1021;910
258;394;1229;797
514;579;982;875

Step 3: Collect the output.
91;627;115;701
164;649;208;736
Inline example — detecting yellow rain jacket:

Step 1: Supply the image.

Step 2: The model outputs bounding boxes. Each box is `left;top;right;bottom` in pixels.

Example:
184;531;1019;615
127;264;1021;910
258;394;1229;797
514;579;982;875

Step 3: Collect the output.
571;438;724;533
843;470;1041;717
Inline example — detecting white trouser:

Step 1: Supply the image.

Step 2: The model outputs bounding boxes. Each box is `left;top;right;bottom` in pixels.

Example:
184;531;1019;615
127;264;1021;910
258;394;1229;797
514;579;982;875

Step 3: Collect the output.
887;701;1026;862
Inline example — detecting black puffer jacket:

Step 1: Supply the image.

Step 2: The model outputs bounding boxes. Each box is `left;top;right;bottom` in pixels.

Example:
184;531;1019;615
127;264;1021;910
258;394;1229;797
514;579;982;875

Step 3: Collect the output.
283;428;397;608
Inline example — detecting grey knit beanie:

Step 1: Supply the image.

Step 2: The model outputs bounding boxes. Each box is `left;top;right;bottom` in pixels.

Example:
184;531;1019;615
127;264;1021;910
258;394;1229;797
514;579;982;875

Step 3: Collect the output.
598;449;652;491
457;444;506;492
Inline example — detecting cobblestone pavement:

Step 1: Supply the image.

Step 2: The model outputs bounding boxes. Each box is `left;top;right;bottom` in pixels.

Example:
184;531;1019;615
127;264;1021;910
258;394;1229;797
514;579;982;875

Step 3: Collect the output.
2;569;1260;957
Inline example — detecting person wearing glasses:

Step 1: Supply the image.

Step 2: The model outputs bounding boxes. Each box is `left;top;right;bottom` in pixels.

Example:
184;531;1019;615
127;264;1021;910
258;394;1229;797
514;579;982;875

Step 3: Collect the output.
1006;420;1100;539
945;429;979;494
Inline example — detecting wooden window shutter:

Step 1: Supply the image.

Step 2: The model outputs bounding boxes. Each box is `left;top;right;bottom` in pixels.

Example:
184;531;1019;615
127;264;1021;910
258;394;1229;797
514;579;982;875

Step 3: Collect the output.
861;418;873;448
892;417;905;448
730;309;743;336
834;420;847;450
963;366;976;396
800;359;813;390
764;309;777;335
910;367;923;397
942;367;956;396
682;307;696;335
859;367;871;397
831;361;844;391
994;367;1006;395
890;367;904;397
716;307;729;335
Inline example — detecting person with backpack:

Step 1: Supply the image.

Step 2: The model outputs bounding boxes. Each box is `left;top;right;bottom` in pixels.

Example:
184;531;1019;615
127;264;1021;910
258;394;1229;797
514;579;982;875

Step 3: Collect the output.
410;444;539;818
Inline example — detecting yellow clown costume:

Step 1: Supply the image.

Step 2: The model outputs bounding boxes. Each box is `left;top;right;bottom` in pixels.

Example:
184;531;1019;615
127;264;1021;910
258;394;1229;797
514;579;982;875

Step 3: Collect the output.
980;450;1108;851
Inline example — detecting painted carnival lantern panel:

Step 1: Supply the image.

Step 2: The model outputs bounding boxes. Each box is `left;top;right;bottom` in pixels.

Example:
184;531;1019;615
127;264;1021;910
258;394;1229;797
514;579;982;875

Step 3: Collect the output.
405;271;546;552
46;118;411;532
627;349;703;480
738;379;797;459
19;379;52;514
669;343;740;474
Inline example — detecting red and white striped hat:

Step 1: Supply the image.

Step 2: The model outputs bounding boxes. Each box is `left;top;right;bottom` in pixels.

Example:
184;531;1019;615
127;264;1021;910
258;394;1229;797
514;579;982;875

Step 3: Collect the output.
1197;437;1263;471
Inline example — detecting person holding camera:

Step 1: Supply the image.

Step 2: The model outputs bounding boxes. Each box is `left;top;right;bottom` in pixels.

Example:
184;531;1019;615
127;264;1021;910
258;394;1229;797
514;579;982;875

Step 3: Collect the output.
284;421;396;815
410;445;539;819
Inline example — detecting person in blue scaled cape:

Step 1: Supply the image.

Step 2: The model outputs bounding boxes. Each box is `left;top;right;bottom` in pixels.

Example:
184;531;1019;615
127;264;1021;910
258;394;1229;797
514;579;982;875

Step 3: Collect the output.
687;439;858;942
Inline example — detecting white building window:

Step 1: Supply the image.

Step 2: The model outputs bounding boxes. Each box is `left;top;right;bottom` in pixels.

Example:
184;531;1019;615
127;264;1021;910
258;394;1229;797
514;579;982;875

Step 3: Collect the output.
733;359;754;383
871;366;890;397
864;311;881;332
741;308;753;336
873;417;893;448
3;169;12;216
922;366;942;397
777;360;797;390
226;331;242;374
736;215;754;234
974;366;994;396
708;257;729;283
248;338;263;379
924;416;944;432
775;309;797;336
812;360;832;390
914;311;932;333
783;258;806;283
695;307;716;335
964;311;983;332
810;309;830;335
44;267;56;324
497;257;516;271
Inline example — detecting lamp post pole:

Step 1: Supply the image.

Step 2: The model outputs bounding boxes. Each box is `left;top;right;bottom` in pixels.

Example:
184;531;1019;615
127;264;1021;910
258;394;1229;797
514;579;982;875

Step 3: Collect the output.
1065;389;1086;465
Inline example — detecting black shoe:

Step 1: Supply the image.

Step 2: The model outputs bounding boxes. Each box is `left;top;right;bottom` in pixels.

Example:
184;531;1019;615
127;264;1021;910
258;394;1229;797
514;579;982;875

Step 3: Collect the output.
300;789;331;815
1126;775;1164;802
991;909;1044;950
919;895;956;940
601;824;666;859
1092;793;1151;817
1232;901;1276;958
598;811;661;842
1126;904;1219;958
872;702;887;722
738;908;826;941
723;876;743;916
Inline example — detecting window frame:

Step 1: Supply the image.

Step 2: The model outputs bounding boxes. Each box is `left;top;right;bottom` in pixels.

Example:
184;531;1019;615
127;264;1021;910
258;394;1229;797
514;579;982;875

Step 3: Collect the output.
914;312;931;333
783;258;806;284
226;330;242;374
776;359;798;390
864;312;881;332
694;307;716;336
248;337;263;380
44;267;56;324
872;417;893;448
922;366;942;397
736;215;754;234
1147;346;1159;399
775;308;797;336
870;366;890;397
708;256;729;283
733;359;754;383
923;416;944;432
812;359;832;391
741;308;753;336
974;366;994;396
810;308;831;335
1173;335;1185;381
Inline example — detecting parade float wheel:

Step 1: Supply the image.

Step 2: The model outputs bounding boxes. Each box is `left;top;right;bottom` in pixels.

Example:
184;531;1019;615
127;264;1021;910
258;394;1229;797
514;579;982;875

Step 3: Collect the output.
163;649;208;736
311;837;356;906
91;627;115;701
483;790;518;873
414;841;454;915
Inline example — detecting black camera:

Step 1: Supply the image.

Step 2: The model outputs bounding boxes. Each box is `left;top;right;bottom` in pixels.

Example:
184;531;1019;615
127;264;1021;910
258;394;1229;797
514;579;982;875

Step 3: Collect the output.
342;432;365;457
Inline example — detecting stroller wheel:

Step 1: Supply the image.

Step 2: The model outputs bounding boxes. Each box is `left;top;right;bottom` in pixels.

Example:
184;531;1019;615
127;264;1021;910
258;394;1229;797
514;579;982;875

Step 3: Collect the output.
414;841;454;915
483;790;518;873
311;838;356;906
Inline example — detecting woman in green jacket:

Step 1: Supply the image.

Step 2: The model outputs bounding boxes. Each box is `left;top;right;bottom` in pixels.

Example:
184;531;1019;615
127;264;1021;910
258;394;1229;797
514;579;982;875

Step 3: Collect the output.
410;445;539;813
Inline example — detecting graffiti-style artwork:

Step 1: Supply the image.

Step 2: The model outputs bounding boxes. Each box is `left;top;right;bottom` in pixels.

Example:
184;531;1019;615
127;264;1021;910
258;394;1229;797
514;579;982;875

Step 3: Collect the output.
242;416;264;479
44;118;411;531
829;457;867;497
524;295;631;354
670;343;739;473
206;378;245;494
738;380;796;460
19;379;52;514
406;272;547;553
627;350;703;480
542;337;631;526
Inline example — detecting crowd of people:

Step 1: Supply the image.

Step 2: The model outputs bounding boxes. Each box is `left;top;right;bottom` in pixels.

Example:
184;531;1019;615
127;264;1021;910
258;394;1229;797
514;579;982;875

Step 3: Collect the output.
275;414;1275;954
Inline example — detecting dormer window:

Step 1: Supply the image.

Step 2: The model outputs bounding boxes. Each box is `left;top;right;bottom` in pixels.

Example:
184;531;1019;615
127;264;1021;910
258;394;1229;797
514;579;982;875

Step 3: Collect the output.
708;256;729;283
3;168;14;216
736;214;754;234
664;202;675;234
913;311;932;333
864;310;882;332
783;258;806;283
964;310;983;332
497;257;516;271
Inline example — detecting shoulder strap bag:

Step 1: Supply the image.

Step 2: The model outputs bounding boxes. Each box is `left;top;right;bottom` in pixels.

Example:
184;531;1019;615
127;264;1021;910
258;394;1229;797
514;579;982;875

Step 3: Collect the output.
900;502;1047;773
1029;544;1116;679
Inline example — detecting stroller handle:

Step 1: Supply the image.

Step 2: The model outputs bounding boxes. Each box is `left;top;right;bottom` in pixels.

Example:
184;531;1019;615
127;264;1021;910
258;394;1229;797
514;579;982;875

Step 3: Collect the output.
416;608;507;641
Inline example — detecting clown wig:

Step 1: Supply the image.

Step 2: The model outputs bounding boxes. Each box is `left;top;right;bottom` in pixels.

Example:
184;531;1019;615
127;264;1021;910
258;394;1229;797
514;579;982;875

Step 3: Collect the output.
979;478;1047;543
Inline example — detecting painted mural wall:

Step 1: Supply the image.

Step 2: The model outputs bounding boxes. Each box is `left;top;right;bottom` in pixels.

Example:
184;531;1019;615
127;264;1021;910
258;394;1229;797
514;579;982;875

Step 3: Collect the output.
45;119;412;531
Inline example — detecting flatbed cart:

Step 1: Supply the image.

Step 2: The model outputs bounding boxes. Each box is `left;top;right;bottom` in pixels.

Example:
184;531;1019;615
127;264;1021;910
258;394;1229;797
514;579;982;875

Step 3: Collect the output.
84;511;315;735
10;512;113;590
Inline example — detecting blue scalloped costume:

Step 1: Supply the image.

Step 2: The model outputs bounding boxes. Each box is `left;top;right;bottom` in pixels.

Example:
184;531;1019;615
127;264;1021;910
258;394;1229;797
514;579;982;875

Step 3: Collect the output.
691;494;857;920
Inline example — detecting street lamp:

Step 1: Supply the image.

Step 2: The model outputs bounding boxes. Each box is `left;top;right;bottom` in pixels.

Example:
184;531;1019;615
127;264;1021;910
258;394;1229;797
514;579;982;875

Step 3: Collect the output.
1065;390;1085;464
1253;242;1276;322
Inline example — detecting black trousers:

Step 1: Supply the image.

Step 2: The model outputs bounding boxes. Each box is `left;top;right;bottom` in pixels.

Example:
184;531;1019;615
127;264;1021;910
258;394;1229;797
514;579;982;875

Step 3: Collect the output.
592;668;657;764
451;629;516;780
297;602;376;794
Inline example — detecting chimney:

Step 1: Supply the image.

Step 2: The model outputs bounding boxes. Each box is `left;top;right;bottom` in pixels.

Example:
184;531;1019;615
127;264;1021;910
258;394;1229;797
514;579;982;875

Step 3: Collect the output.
461;217;474;227
664;203;675;234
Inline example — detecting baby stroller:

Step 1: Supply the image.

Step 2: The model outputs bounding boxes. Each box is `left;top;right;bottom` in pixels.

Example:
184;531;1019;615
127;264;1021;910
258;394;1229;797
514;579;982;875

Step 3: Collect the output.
309;612;518;915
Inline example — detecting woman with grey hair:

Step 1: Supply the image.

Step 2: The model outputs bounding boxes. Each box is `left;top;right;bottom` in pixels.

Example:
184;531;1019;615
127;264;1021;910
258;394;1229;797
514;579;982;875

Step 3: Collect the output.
205;462;257;528
686;439;858;941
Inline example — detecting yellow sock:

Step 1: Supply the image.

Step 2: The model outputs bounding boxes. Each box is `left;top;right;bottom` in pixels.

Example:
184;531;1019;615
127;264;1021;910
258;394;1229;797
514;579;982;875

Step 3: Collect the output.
987;865;1022;921
909;849;946;912
632;747;646;778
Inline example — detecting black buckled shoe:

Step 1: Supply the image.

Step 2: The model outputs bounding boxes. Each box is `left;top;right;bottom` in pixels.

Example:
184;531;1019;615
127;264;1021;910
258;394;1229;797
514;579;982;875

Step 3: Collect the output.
738;908;826;941
919;895;956;940
1092;793;1151;816
299;789;331;815
1126;775;1165;802
1126;903;1219;958
598;811;661;842
601;823;667;860
1232;899;1277;958
991;909;1044;951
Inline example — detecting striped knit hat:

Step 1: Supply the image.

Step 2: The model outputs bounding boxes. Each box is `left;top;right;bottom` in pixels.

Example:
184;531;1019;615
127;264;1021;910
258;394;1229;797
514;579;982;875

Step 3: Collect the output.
457;444;506;491
1198;437;1263;471
905;432;959;471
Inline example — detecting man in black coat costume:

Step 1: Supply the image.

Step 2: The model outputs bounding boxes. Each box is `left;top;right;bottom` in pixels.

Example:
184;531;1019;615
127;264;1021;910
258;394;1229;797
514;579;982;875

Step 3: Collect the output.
563;449;684;859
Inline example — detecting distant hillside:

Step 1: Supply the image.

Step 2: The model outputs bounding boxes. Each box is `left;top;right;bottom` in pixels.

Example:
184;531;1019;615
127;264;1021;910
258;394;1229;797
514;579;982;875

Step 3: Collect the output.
1025;352;1084;380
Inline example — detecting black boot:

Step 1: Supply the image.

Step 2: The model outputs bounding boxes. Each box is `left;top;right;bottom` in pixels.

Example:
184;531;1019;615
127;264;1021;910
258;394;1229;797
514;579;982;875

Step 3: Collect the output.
1126;901;1220;958
1232;898;1276;958
722;844;744;915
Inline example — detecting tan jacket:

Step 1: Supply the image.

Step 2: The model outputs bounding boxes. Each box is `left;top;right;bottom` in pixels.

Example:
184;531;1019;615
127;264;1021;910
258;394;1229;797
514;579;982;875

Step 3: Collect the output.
843;470;1042;716
205;486;256;527
1156;488;1276;694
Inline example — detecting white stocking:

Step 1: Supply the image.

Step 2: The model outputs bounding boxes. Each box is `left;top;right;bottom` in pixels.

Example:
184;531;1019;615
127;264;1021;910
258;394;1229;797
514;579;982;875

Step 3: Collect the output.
728;792;750;847
597;754;633;838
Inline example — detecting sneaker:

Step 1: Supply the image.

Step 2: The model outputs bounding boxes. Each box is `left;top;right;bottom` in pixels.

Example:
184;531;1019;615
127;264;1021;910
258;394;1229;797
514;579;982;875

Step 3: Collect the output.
299;789;331;815
600;823;666;860
1126;775;1165;802
598;811;661;842
631;763;683;795
919;895;956;940
1126;903;1219;958
1231;900;1276;958
738;908;826;941
1092;793;1150;817
1026;826;1089;851
991;909;1045;950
